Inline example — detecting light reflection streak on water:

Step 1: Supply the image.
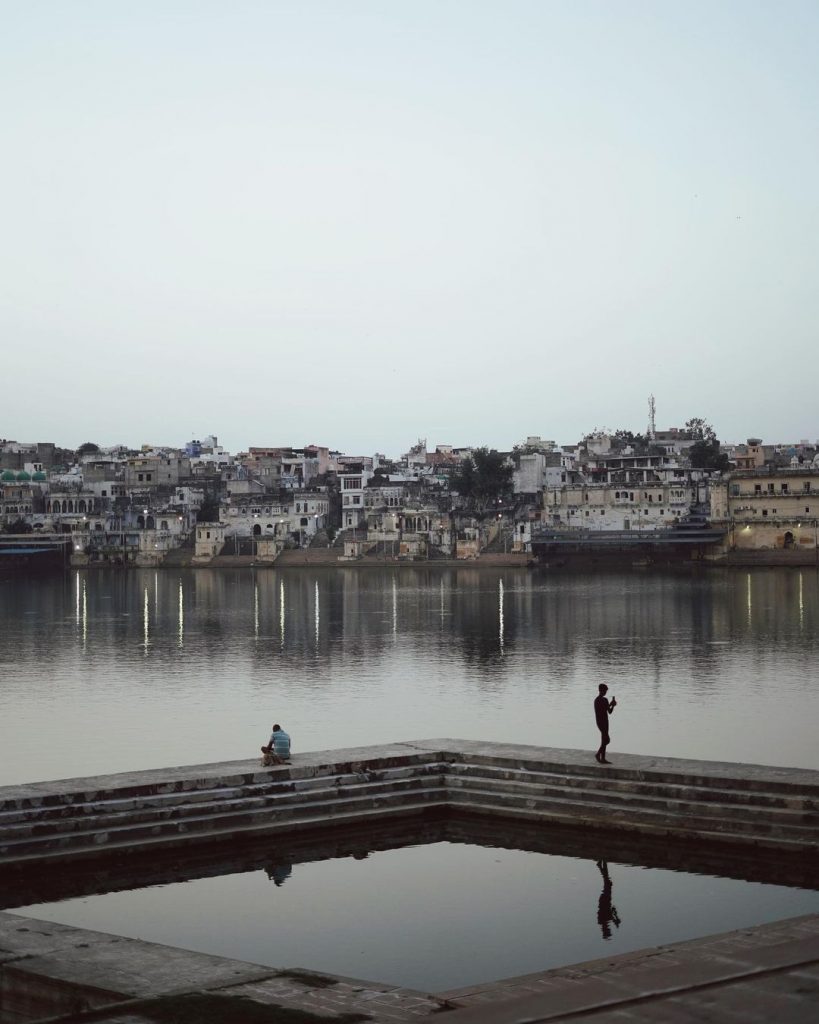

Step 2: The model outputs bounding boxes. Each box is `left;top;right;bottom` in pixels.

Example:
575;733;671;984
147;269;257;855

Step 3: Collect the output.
254;581;259;643
746;572;752;626
499;578;505;654
279;579;285;648
440;578;445;628
177;579;184;648
314;580;319;648
81;578;87;651
4;568;819;786
154;572;159;617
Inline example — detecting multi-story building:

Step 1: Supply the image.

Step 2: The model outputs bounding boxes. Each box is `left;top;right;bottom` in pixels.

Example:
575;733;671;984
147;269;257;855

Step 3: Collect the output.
545;481;694;531
124;454;191;489
711;468;819;551
338;463;372;529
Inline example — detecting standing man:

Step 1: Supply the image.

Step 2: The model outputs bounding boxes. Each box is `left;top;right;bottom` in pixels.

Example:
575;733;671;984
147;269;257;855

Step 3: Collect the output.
261;723;291;766
594;684;617;764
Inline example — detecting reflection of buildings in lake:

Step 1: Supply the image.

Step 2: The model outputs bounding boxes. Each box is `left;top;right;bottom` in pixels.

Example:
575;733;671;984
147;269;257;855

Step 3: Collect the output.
2;568;819;686
596;859;621;940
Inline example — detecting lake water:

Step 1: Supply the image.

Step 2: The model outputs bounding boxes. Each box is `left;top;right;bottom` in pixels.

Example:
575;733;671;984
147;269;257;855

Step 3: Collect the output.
1;566;818;786
14;840;819;992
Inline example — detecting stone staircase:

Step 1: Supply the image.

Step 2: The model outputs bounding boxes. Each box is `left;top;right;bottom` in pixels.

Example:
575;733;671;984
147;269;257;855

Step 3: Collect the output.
445;757;819;852
1;742;818;870
0;753;448;867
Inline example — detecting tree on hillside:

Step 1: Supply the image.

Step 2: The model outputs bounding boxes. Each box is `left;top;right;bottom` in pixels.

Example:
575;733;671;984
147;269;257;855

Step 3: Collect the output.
76;442;100;457
684;418;729;471
688;439;730;471
196;498;221;522
611;429;650;453
452;448;513;504
684;418;717;442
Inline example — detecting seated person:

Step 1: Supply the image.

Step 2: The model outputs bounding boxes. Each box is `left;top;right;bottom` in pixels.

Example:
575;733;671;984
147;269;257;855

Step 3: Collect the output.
261;723;291;766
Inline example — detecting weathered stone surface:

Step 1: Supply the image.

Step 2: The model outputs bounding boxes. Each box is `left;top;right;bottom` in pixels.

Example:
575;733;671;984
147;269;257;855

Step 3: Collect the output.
3;741;819;870
2;740;819;1021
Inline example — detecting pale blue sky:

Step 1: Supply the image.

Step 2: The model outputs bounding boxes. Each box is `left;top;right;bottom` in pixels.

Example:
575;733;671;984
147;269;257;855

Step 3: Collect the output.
2;1;818;454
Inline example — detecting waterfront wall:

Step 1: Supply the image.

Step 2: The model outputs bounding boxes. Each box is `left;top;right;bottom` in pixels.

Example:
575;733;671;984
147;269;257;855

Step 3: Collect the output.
2;741;818;875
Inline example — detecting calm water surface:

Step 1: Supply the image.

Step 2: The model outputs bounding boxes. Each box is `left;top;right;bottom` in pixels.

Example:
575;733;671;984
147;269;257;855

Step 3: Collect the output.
16;842;819;991
1;567;818;785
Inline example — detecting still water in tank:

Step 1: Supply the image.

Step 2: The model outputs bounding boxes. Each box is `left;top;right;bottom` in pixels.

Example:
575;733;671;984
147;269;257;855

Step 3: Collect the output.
14;841;819;992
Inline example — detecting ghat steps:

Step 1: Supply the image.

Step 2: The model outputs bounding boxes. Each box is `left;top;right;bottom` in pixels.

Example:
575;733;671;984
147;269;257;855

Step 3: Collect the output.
1;740;818;868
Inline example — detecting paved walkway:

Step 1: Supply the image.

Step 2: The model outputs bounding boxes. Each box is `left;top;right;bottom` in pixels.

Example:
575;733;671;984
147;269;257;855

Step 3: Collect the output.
4;912;819;1022
440;912;819;1023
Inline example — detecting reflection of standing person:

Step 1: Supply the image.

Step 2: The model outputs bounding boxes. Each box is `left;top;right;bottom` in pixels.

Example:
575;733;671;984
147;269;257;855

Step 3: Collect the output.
596;860;621;940
594;684;617;764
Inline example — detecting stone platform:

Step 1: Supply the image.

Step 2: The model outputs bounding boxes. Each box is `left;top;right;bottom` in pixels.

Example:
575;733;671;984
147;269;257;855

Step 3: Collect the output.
1;741;819;1022
2;740;819;872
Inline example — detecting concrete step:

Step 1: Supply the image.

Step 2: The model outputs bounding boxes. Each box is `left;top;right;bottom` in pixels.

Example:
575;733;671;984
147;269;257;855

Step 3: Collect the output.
0;754;446;815
445;773;819;829
447;762;819;812
0;799;450;866
445;787;819;844
0;763;443;829
0;775;446;843
449;796;819;855
457;753;819;798
0;786;449;859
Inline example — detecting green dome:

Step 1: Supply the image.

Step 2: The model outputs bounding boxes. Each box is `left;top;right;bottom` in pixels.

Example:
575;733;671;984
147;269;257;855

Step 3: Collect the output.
16;471;31;482
32;471;47;481
1;470;16;482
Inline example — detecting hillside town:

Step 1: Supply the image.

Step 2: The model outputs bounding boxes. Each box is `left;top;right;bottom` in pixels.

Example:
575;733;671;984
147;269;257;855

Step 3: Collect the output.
1;422;819;569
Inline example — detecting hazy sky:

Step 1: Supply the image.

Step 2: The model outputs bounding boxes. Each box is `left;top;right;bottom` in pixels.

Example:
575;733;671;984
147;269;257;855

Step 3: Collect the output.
2;1;818;456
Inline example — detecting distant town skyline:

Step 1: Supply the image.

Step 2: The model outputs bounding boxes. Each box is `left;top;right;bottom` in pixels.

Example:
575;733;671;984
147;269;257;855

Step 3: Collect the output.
3;2;818;453
3;412;818;462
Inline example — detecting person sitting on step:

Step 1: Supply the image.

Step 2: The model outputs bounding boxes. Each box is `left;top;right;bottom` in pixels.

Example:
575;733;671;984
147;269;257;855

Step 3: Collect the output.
261;723;291;766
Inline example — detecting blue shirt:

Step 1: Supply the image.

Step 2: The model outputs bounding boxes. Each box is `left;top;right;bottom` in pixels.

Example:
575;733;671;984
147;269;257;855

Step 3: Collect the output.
269;729;291;759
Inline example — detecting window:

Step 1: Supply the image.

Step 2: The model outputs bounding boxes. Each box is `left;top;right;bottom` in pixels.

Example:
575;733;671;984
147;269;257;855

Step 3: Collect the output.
600;509;604;515
762;509;768;517
730;485;740;496
804;482;811;493
754;484;761;494
806;507;811;514
585;510;589;517
300;517;308;526
781;484;789;494
768;483;775;494
138;474;143;482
